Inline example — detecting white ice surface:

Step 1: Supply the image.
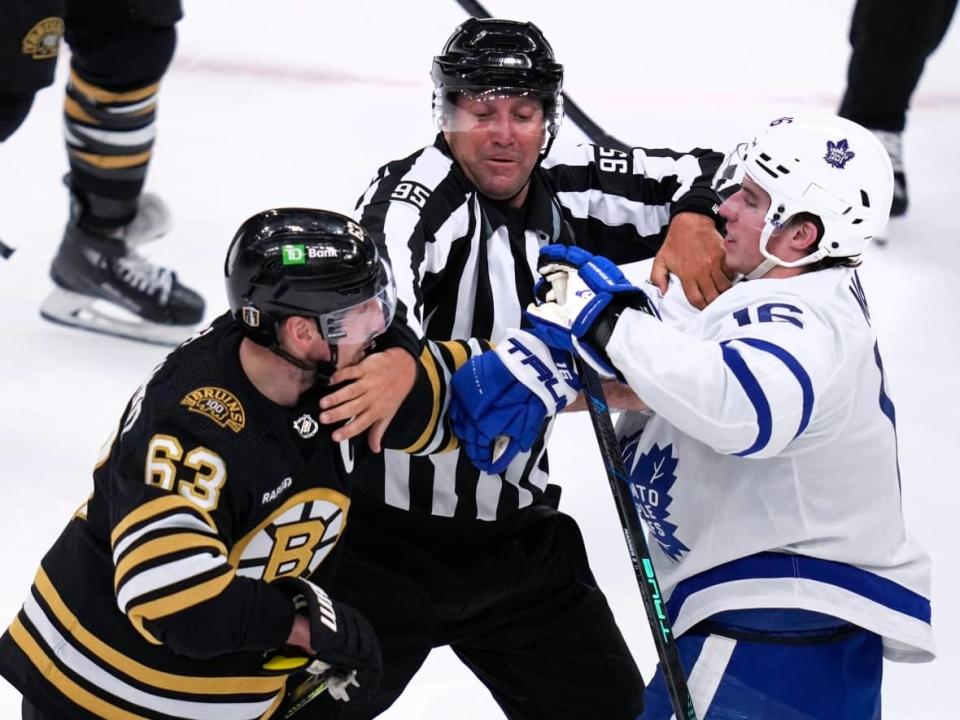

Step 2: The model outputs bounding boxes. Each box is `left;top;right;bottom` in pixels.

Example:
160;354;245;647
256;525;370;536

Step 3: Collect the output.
1;1;958;717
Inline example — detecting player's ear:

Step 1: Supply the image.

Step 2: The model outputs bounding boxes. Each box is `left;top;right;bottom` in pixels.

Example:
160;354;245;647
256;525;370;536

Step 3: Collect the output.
279;316;318;351
790;218;820;254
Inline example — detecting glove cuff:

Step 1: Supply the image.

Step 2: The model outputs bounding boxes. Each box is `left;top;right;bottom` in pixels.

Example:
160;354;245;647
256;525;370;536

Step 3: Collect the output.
582;290;659;379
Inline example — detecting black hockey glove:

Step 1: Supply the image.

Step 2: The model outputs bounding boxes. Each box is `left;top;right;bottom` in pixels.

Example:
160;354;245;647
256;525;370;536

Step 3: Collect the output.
273;576;382;703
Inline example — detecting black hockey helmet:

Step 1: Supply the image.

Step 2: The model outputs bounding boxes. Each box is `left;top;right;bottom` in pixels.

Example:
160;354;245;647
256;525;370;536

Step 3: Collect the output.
432;18;565;147
224;208;396;353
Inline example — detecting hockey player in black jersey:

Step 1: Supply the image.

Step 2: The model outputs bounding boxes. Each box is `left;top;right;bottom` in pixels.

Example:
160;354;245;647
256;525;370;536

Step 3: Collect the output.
307;17;730;720
1;0;204;345
0;208;430;719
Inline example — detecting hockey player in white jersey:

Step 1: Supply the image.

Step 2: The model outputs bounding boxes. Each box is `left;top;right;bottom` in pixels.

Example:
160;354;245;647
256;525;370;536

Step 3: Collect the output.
448;114;933;719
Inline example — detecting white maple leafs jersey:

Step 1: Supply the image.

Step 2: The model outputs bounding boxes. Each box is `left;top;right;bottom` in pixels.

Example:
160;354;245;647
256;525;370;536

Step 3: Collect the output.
611;264;933;663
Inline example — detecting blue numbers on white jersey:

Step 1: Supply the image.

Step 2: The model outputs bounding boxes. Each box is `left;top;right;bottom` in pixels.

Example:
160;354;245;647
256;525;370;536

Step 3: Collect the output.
732;302;804;329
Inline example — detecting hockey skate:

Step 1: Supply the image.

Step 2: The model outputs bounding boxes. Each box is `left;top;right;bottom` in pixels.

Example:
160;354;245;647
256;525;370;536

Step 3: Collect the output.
40;197;205;346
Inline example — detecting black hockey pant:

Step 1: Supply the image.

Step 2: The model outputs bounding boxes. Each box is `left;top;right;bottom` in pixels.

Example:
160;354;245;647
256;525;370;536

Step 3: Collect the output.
304;496;646;720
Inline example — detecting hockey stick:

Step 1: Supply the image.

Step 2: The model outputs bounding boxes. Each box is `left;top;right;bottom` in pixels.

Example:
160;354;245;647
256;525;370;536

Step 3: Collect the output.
450;1;689;710
283;675;328;718
263;653;329;718
450;0;630;152
576;362;697;720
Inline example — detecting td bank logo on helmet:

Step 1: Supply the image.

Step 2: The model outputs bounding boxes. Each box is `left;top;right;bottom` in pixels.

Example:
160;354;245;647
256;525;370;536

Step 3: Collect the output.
281;244;339;265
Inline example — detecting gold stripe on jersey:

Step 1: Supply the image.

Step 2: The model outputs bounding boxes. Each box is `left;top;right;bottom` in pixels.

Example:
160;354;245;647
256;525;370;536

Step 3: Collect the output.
69;70;159;105
113;532;229;593
126;571;234;646
111;495;232;644
73;496;91;521
441;339;471;370
402;346;442;454
70;148;152;170
64;95;99;125
8;618;143;720
402;339;487;454
111;495;218;547
32;567;287;695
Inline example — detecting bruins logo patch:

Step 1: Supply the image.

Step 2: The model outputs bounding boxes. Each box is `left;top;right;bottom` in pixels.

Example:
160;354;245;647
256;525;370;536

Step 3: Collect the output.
181;387;246;433
230;488;350;582
22;17;64;60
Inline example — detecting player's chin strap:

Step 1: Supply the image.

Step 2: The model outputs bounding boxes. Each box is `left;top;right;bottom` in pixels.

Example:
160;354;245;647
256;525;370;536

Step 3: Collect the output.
271;345;338;385
746;222;831;280
745;256;780;280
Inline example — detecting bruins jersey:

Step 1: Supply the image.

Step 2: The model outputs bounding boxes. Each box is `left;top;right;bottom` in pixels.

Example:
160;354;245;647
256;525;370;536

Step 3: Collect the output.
0;313;391;719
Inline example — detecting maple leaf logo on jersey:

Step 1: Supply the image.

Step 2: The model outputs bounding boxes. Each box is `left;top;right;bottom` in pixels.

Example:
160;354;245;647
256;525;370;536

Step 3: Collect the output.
824;138;855;169
622;438;689;562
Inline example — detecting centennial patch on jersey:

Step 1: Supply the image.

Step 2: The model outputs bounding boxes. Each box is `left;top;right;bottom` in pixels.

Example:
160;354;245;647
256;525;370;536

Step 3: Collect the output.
622;437;689;562
824;138;855;169
21;17;64;60
180;387;246;433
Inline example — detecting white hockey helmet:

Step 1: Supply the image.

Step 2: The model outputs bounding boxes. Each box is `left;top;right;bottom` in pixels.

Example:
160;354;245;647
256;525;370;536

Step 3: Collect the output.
713;114;894;277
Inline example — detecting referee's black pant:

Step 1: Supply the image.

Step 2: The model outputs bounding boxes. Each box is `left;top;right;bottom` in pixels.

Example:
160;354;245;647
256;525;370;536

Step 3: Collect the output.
307;493;645;720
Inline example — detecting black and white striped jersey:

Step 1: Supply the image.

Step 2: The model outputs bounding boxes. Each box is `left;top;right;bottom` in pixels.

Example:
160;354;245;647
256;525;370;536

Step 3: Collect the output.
355;134;722;522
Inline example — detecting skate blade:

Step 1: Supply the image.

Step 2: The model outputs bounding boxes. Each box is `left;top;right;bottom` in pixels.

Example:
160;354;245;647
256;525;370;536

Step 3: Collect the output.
40;287;198;347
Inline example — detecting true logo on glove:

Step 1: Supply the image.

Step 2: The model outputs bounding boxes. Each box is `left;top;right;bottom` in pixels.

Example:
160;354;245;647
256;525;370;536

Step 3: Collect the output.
505;337;568;407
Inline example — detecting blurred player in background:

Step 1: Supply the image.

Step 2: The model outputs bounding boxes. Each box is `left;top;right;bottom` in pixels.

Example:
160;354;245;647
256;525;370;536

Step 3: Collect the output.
839;0;957;217
0;1;204;344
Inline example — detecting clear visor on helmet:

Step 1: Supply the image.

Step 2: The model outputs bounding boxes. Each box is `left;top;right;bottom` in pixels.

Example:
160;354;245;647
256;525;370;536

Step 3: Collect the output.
712;142;751;204
711;142;781;236
433;87;561;146
316;259;397;349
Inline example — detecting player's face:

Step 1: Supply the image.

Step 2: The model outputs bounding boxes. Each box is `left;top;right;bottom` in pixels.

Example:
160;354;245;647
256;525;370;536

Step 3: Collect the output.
718;175;773;276
314;297;389;369
444;93;545;207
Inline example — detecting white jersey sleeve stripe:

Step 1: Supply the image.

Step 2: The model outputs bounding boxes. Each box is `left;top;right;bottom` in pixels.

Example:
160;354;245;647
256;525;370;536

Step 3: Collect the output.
736;337;815;439
719;343;772;457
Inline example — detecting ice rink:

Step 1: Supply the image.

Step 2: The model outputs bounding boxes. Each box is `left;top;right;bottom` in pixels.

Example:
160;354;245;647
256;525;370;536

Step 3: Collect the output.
1;1;958;716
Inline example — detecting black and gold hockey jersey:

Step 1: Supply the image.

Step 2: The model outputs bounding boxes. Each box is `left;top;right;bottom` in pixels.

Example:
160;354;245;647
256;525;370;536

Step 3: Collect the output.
0;312;419;719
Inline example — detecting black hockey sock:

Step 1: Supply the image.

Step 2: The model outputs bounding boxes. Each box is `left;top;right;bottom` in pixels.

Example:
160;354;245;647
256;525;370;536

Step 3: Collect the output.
63;70;159;231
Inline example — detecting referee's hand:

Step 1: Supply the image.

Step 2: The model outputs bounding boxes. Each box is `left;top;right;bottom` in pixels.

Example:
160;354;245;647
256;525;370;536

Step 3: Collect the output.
319;347;417;452
650;211;731;309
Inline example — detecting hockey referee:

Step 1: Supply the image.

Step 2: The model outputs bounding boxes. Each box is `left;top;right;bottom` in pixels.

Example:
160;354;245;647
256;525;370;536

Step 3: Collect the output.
311;18;729;719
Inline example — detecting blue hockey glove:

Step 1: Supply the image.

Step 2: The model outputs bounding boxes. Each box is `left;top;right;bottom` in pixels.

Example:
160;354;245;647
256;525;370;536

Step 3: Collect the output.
526;244;658;377
449;329;579;474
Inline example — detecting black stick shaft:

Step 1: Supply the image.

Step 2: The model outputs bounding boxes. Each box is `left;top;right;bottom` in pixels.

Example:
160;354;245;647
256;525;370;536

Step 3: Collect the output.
577;363;697;720
450;0;630;151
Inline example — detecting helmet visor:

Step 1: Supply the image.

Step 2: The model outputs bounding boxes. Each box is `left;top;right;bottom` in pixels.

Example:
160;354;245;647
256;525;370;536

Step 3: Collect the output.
435;87;555;137
711;142;750;203
316;259;397;349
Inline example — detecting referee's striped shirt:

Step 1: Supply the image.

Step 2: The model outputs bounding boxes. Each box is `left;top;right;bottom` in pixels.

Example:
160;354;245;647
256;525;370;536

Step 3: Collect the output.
356;134;722;522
